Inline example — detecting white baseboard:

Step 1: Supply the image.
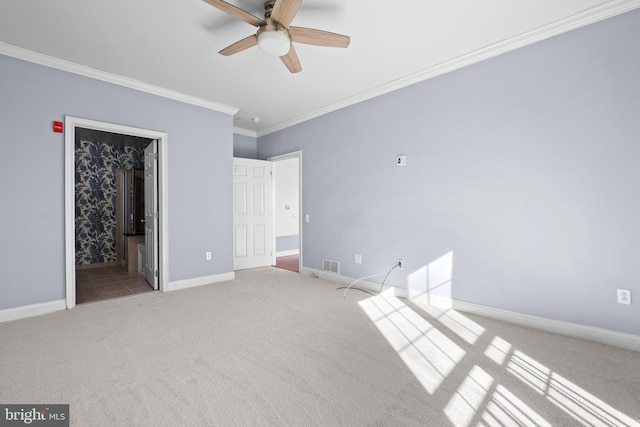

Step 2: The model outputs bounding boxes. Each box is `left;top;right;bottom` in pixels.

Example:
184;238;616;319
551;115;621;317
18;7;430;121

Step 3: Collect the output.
302;267;640;352
0;299;67;323
275;250;299;257
167;272;235;292
453;300;640;352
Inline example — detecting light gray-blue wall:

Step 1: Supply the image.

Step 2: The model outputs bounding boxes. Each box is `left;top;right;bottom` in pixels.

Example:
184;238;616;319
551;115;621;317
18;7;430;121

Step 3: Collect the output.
233;133;258;159
276;235;299;253
0;54;233;310
258;9;640;336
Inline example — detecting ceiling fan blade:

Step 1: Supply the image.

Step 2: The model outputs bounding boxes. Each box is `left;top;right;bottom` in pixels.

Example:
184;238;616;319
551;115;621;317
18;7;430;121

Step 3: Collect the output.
289;26;350;48
280;46;302;73
271;0;301;27
219;35;258;56
202;0;265;27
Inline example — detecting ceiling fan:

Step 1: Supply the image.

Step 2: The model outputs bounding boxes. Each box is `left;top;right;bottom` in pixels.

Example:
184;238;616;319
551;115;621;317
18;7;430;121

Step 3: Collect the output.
202;0;350;73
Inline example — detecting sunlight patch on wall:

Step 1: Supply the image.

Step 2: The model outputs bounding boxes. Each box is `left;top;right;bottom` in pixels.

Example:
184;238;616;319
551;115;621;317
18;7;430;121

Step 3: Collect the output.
358;294;465;394
407;251;453;308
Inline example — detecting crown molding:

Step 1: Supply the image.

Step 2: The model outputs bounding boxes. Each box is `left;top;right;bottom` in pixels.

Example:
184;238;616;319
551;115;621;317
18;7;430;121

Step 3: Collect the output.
0;41;239;116
257;0;640;137
233;127;258;138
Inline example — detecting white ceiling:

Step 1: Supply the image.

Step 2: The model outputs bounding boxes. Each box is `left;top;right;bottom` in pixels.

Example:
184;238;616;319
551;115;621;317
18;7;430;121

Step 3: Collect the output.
0;0;637;136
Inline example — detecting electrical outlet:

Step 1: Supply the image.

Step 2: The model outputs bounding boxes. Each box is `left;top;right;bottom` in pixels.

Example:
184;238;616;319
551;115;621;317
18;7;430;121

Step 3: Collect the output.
617;289;631;305
397;259;403;270
355;254;362;264
205;251;212;261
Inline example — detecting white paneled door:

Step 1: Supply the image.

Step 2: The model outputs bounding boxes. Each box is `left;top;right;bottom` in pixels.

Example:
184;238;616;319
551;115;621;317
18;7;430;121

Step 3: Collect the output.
233;158;273;270
144;140;159;289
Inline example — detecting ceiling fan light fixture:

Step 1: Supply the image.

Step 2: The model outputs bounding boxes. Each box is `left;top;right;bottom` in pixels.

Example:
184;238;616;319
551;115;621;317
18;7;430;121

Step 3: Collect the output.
257;30;291;57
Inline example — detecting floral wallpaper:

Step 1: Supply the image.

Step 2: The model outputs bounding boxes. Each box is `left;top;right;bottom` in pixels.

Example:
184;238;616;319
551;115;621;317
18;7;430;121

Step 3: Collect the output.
75;134;145;265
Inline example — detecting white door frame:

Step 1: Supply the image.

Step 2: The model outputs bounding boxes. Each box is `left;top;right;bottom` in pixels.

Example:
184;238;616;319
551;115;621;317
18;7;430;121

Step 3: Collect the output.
64;116;169;309
268;151;302;271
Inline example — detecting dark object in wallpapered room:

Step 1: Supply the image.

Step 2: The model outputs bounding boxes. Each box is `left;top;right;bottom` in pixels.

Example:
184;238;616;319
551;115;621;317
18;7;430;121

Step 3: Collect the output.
122;168;145;235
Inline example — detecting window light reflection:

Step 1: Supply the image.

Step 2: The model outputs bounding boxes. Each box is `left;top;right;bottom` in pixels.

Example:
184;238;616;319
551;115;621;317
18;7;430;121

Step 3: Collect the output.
484;385;552;427
358;295;465;394
414;302;486;345
357;274;639;427
445;365;494;426
484;336;512;365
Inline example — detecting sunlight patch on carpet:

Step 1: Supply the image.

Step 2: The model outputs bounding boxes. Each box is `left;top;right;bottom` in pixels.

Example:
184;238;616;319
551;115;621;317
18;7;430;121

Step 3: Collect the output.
495;344;640;426
358;295;465;395
445;365;495;426
483;336;512;365
359;293;639;426
413;302;486;345
445;366;553;427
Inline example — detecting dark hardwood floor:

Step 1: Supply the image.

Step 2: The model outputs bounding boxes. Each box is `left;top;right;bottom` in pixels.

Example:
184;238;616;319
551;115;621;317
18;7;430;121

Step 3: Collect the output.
77;256;296;304
76;264;154;304
275;254;299;273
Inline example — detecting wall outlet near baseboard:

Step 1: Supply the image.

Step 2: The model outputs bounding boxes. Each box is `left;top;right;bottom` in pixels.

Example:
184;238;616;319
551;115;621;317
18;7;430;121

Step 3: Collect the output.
355;254;362;264
617;289;631;305
397;259;403;270
205;251;212;261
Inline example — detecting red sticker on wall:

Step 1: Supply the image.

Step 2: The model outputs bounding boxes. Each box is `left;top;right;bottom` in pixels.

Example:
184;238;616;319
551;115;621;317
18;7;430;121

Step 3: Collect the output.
53;121;63;133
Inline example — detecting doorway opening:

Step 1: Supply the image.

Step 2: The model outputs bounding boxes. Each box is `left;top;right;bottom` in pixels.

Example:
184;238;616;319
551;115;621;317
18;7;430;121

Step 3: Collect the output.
74;128;154;303
270;152;301;273
65;117;168;309
231;151;302;273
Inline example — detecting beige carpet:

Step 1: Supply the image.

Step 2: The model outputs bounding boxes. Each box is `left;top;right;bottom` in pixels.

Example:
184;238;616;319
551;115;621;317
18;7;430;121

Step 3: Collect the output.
0;267;638;426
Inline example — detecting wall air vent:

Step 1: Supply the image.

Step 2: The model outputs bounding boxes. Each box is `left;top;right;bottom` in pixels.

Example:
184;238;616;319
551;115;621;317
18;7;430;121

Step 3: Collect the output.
322;258;340;274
